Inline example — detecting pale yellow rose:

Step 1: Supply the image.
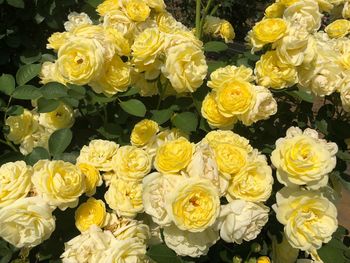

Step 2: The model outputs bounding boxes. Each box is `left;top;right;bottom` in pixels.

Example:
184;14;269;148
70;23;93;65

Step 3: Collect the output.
343;1;350;18
97;0;120;16
219;20;235;43
19;125;51;155
112;146;151;181
271;127;338;189
57;36;105;85
203;16;235;43
325;19;350;38
265;3;285;18
155;12;186;33
103;10;136;40
77;139;119;172
278;0;300;7
38;103;74;131
146;0;165;11
165;29;203;49
47;32;71;51
32;160;85;210
105;178;143;218
154;137;194;173
215;80;255;117
64;12;92;32
5;109;37;144
273;188;338;252
201;92;237;130
255;50;298;89
207;65;254;90
130;119;159;147
227;151;273;202
39;61;66;85
104;27;131;56
124;0;150;22
0;197;55;248
166;178;220;232
162;43;207;93
78;163;102;196
75;198;107;232
340;82;350;111
0;161;32;207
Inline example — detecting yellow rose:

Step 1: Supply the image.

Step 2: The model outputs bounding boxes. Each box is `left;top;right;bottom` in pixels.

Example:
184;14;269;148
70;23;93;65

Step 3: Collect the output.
32;160;85;210
341;82;350;112
257;256;271;263
57;36;104;85
208;65;254;90
219;20;235;43
343;1;350;19
19;126;51;156
325;19;350;38
112;145;151;181
5;109;37;144
38;103;74;131
104;27;131;56
0;161;32;207
77;139;119;172
273;188;338;252
105;178;143;218
47;32;71;51
227;151;273;202
162;43;207;93
103;10;135;40
204;16;235;43
278;0;300;7
265;3;285;18
156;12;186;33
39;62;66;85
124;0;150;22
201;92;237;129
78;163;102;196
130;119;159;147
215;80;255;117
251;18;287;46
255;50;298;89
146;0;165;11
165;29;203;49
154;137;194;173
75;198;107;232
271;127;338;189
166;178;220;232
97;0;120;16
90;55;131;96
64;12;92;32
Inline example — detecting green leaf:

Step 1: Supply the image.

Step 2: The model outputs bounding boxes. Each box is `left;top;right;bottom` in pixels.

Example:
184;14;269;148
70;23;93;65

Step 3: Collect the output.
150;109;173;125
12;85;41;100
172;112;198;133
60;97;79;108
286;90;314;103
0;74;15;95
53;152;79;164
337;150;350;162
119;99;146;117
25;147;50;165
6;105;24;116
207;60;226;74
316;119;328;135
20;51;41;64
6;0;24;8
37;98;60;113
16;64;41;86
318;238;349;263
49;128;73;156
67;84;86;100
86;0;103;8
87;91;116;104
118;86;140;97
147;244;182;263
41;82;68;99
204;41;228;52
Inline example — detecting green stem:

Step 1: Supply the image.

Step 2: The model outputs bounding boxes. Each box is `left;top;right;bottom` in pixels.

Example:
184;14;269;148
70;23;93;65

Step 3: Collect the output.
210;4;220;16
0;138;18;152
195;0;202;39
3;96;12;123
199;0;215;39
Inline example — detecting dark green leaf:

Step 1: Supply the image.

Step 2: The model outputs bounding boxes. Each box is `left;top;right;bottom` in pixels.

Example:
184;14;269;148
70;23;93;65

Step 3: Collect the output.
25;147;50;165
207;60;226;74
172;112;198;133
0;74;15;95
85;0;102;8
67;84;86;100
6;0;24;8
60;97;79;108
37;98;60;113
337;150;350;162
87;91;116;104
118;86;140;97
316;119;328;135
150;109;173;125
20;51;42;64
12;85;41;100
286;90;314;103
119;99;146;117
53;152;79;164
49;128;73;156
16;64;41;86
318;238;348;263
7;105;24;116
41;82;68;99
147;244;182;263
204;41;228;52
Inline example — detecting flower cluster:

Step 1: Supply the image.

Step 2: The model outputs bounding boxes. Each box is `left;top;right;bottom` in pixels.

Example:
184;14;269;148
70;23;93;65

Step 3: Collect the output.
247;0;350;111
40;0;208;96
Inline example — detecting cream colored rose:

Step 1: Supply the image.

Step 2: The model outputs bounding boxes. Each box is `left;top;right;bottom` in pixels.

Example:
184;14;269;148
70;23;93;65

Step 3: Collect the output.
165;178;220;232
270;233;299;263
40;61;66;85
154;137;194;173
273;187;338;252
5;109;38;144
162;43;207;93
0;197;55;248
75;198;107;232
101;238;148;262
218;200;269;244
57;36;104;85
343;1;350;18
77;139;119;172
255;50;298;89
163;224;219;257
112;146;151;181
227;151;273;202
61;225;114;263
0;161;32;207
64;12;92;32
105;178;143;218
325;19;350;38
208;65;254;90
19;125;51;155
131;119;159;147
271;127;338;189
340;82;350;112
78;163;102;196
39;103;74;131
32;160;85;210
240;85;277;126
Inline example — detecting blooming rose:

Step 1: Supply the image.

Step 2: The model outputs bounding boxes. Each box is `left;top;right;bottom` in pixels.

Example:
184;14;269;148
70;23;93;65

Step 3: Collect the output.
273;187;338;252
40;61;66;85
163;224;219;257
130;119;159;147
47;32;71;51
5;109;37;144
64;12;92;32
32;160;85;210
325;19;350;38
124;0;151;22
19;125;51;155
218;200;269;244
0;161;32;207
75;198;107;232
0;197;55;248
203;16;235;43
146;0;165;11
103;10;136;40
271;127;338;189
97;0;120;16
265;3;285;18
78;163;102;196
38;103;75;131
155;12;187;33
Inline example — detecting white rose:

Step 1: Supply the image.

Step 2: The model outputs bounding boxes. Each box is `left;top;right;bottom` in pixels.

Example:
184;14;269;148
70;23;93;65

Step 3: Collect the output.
0;197;55;248
61;225;114;263
64;12;93;32
218;200;269;244
163;224;219;258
